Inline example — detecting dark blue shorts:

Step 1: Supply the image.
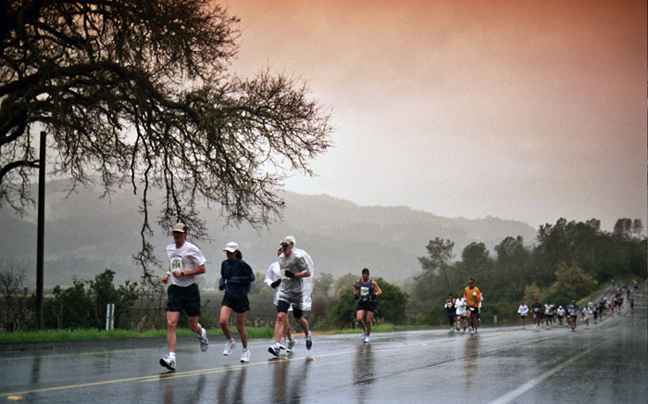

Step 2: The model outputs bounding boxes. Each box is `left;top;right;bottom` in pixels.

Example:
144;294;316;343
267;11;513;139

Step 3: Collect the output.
166;284;201;317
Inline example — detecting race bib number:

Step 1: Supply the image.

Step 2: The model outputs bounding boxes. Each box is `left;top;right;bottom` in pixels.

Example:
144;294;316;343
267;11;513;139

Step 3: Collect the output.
170;256;184;271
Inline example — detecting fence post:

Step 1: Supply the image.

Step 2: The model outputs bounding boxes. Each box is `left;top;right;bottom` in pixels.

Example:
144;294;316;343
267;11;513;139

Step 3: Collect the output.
106;304;115;331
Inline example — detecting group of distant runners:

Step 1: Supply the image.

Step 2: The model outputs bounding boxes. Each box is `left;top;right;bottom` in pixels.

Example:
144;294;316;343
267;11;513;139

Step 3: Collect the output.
515;283;635;332
519;297;583;331
443;280;637;336
157;223;383;371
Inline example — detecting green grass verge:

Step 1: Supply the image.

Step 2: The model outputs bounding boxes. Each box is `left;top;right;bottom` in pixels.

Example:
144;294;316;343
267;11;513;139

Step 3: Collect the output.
0;327;276;344
0;324;403;344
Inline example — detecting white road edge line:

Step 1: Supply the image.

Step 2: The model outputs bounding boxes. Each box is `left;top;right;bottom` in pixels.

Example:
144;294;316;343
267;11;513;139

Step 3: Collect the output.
487;344;598;404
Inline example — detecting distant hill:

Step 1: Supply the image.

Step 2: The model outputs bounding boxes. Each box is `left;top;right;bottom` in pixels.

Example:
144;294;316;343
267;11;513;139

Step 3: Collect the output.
0;180;537;288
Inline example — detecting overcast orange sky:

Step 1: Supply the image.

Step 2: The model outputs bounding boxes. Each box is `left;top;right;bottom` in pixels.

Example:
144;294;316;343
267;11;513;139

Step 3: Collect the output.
226;0;647;231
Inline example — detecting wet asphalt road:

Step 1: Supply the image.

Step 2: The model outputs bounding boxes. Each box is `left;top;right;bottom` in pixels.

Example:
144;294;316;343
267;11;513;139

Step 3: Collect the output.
1;288;645;404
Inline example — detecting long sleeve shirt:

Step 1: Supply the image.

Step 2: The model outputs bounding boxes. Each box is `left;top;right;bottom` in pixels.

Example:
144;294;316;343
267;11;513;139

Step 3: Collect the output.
219;258;255;299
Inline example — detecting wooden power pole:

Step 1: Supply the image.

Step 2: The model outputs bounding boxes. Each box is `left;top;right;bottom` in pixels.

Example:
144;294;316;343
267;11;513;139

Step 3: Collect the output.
36;130;46;329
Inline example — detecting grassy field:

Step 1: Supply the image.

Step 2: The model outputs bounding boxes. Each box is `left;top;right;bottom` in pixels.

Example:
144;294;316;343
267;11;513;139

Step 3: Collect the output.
0;327;269;344
0;324;398;344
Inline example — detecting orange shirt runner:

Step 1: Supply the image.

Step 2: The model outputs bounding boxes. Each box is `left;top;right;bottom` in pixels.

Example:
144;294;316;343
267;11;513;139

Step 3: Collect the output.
464;286;481;307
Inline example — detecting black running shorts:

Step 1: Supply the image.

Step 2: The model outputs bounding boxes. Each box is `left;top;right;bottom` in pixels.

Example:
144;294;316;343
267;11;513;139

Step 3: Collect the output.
166;284;201;317
277;300;304;318
221;295;250;314
357;300;376;312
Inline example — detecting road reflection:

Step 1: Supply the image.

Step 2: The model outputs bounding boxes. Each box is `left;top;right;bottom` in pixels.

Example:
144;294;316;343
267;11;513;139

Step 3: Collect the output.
163;373;206;404
272;358;312;403
463;338;480;391
354;346;375;403
30;353;42;385
217;365;247;404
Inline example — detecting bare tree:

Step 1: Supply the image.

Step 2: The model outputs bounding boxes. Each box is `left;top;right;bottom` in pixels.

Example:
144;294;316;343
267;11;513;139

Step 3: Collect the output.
0;0;332;278
0;262;31;331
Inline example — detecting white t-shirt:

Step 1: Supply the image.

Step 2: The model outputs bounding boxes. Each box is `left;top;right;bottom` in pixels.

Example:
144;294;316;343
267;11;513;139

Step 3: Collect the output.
518;304;529;316
264;261;282;306
455;297;467;316
544;303;554;315
166;241;206;287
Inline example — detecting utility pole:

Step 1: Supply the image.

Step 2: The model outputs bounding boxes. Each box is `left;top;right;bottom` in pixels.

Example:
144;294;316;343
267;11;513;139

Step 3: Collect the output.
36;130;46;329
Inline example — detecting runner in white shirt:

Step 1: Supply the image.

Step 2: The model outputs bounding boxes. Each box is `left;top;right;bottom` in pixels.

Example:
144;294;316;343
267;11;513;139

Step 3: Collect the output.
455;296;468;332
556;305;566;327
159;223;208;371
518;302;529;327
544;302;554;329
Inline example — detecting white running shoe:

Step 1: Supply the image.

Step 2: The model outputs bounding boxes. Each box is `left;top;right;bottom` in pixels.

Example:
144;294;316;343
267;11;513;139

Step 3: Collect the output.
240;348;251;363
268;343;281;357
223;338;236;356
305;331;312;350
159;354;176;371
363;336;370;343
198;329;209;352
288;338;296;351
280;338;291;353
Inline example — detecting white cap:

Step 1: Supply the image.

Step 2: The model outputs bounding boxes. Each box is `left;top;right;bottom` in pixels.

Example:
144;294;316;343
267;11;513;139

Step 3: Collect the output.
224;242;239;253
280;235;296;246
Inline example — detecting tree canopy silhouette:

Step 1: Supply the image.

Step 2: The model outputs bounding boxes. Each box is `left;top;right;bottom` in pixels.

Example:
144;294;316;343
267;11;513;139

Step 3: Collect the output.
0;0;332;277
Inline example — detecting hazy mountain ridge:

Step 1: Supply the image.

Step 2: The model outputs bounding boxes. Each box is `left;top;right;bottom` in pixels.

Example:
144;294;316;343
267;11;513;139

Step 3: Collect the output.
0;180;537;288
